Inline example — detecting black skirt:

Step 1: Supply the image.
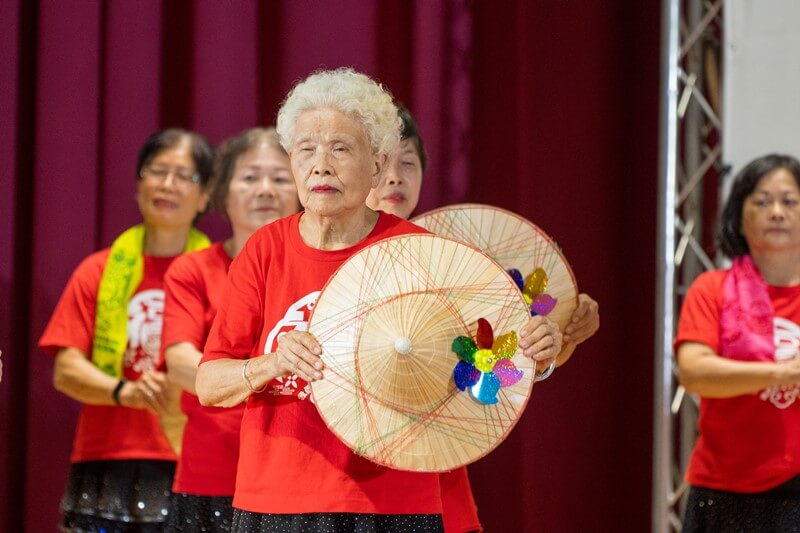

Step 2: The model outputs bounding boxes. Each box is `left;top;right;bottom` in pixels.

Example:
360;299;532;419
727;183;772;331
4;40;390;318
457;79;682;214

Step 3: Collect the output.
231;510;444;533
164;493;234;533
683;476;800;533
60;459;175;532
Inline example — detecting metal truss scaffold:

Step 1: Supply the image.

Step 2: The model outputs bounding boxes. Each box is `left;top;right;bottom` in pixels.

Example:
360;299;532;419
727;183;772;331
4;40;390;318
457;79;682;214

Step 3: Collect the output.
654;0;724;531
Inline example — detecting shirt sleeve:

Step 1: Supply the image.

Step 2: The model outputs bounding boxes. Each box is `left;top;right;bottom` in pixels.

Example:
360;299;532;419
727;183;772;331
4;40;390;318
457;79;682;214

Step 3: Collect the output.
38;251;106;358
201;235;267;363
161;256;208;351
160;254;208;369
674;270;725;354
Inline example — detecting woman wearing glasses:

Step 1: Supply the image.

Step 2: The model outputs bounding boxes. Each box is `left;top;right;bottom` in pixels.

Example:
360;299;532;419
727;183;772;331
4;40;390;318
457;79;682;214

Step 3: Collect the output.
39;129;215;532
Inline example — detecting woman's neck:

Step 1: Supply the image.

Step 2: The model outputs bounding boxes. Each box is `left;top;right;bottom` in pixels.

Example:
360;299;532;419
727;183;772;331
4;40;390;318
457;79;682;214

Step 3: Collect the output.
224;228;255;258
751;249;800;286
299;208;379;250
143;224;191;256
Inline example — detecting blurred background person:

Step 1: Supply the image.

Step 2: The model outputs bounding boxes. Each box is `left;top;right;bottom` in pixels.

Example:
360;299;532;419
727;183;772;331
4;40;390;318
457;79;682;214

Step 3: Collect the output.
161;127;300;532
39;129;215;532
676;154;800;532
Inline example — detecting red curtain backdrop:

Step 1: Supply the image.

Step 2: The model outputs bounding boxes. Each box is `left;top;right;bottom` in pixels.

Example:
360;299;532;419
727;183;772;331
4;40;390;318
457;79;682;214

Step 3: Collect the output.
0;1;660;531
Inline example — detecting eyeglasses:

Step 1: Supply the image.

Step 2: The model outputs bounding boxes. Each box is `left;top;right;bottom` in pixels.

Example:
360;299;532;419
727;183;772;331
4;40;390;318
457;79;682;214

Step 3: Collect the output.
140;165;201;185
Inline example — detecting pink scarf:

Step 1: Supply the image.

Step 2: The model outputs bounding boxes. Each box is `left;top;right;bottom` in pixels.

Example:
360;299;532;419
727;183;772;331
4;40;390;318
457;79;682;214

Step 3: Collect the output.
719;255;775;362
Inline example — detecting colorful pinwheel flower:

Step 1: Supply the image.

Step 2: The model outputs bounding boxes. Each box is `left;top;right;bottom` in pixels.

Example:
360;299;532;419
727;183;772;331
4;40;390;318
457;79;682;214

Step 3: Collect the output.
507;267;557;316
452;318;524;405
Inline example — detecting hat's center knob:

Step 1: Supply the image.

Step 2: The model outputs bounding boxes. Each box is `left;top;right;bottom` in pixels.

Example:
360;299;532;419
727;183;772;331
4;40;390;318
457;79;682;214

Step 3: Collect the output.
394;337;412;355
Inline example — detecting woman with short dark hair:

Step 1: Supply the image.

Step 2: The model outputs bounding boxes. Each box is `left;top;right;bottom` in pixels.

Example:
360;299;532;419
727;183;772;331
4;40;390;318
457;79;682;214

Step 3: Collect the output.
677;153;800;531
40;129;215;532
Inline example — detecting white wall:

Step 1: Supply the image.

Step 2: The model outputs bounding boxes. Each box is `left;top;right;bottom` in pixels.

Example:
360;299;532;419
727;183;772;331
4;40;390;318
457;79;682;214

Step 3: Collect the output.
723;0;800;182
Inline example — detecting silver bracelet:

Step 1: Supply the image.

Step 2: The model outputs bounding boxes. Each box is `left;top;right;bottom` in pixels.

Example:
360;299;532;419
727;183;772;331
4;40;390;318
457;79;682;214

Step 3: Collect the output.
242;359;267;393
534;360;556;382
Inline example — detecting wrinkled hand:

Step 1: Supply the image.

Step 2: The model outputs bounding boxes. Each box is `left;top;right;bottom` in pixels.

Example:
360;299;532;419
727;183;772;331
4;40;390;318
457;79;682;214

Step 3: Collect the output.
273;330;324;382
519;316;563;372
120;370;170;414
564;293;600;345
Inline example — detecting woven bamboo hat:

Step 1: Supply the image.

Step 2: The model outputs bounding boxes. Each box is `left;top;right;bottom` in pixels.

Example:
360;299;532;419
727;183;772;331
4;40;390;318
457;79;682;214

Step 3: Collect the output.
308;234;533;472
412;203;578;331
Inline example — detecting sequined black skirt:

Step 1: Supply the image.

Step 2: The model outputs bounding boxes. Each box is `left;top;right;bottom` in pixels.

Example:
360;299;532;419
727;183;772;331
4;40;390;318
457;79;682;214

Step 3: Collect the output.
164;493;234;532
231;510;444;533
683;476;800;533
60;459;175;532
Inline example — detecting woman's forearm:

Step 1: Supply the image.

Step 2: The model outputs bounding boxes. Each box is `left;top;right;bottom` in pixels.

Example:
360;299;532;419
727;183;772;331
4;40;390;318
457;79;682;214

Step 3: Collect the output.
53;347;119;405
196;354;281;408
165;342;202;395
678;344;800;398
680;358;782;397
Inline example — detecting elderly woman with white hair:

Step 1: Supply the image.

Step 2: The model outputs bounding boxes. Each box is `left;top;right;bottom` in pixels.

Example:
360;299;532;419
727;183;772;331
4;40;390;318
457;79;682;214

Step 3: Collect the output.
196;68;563;533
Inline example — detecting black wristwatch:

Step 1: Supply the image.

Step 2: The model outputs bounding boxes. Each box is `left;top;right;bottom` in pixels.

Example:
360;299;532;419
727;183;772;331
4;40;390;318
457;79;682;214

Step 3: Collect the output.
112;379;127;406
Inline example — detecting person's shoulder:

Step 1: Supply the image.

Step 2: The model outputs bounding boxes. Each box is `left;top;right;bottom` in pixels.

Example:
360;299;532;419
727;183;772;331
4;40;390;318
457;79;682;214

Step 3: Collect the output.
52;248;110;300
233;213;299;271
165;245;214;283
689;269;727;294
174;242;225;270
378;212;431;237
71;248;111;282
248;213;298;245
683;269;727;311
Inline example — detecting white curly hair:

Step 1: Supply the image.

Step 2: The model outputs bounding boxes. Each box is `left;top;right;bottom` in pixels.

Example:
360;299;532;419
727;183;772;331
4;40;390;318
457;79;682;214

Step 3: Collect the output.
276;68;401;156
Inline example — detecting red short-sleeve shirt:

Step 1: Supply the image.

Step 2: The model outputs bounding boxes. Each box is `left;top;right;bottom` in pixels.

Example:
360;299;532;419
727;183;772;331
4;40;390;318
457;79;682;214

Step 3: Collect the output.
675;269;800;492
201;212;443;515
39;250;176;463
161;242;244;496
441;467;482;532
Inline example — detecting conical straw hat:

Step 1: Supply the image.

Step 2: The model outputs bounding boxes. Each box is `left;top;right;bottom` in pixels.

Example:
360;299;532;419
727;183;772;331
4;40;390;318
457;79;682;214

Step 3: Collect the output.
308;234;533;472
412;204;578;331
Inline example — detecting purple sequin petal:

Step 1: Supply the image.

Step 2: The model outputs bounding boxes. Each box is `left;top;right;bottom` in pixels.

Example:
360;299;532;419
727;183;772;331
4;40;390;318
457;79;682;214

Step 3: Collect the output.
453;361;481;391
494;359;524;387
507;268;524;290
530;294;558;316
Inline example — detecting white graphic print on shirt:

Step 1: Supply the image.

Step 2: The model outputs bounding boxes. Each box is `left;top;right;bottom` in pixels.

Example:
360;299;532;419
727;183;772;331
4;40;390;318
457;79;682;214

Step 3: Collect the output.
264;291;321;400
125;289;164;376
760;317;800;409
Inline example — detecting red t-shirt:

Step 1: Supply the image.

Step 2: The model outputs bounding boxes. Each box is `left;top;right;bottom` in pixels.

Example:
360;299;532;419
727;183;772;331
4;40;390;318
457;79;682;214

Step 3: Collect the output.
39;250;177;463
441;467;482;532
201;212;443;515
161;242;244;496
675;269;800;492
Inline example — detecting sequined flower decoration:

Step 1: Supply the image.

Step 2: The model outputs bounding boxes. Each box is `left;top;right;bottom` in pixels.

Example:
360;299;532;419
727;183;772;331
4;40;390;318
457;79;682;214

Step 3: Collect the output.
452;318;523;405
507;267;557;316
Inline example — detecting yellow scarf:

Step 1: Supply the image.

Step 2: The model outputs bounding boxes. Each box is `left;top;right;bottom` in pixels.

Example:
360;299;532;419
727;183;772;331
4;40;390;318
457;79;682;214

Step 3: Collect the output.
92;224;210;377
